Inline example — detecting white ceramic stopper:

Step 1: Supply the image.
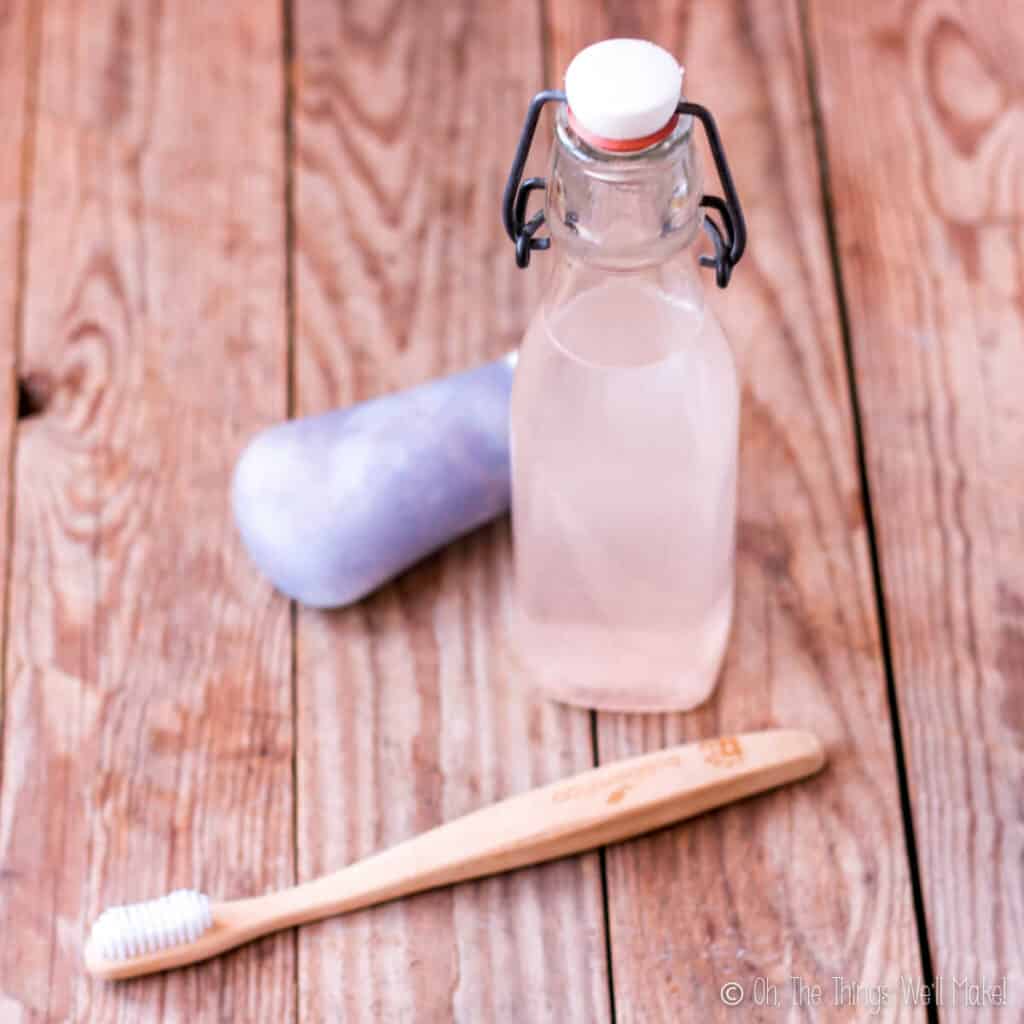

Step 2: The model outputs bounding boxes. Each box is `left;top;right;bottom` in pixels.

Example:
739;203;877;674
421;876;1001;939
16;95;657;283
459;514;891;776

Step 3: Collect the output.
564;39;683;143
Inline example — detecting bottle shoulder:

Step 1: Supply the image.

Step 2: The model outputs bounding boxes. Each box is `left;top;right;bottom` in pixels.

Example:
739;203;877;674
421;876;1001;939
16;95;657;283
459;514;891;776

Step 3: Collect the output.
520;266;734;375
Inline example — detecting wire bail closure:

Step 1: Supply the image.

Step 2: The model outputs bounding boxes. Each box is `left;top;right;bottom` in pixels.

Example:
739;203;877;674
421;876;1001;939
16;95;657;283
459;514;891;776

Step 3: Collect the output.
501;91;747;287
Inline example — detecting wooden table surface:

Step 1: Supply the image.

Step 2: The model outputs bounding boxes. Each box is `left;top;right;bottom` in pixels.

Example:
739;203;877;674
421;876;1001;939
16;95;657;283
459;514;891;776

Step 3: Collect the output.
0;1;1020;1021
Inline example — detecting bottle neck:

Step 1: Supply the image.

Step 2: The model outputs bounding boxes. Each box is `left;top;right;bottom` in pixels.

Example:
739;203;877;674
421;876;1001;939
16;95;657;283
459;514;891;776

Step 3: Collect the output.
544;105;705;272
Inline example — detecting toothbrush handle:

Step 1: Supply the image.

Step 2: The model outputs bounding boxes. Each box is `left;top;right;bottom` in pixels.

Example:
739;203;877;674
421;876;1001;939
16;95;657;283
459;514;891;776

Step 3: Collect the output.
249;729;824;931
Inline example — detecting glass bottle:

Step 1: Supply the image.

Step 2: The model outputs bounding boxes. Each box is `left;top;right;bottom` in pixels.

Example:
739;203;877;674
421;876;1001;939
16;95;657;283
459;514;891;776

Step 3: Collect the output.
503;40;746;712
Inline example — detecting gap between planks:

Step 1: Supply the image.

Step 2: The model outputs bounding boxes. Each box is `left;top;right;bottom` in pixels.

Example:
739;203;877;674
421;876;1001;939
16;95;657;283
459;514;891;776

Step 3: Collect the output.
282;0;301;1019
0;0;42;843
794;3;939;1018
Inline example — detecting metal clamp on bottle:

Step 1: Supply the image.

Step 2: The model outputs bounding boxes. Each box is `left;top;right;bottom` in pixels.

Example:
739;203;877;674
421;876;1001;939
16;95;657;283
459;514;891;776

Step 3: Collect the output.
501;90;565;270
502;92;747;287
679;101;747;288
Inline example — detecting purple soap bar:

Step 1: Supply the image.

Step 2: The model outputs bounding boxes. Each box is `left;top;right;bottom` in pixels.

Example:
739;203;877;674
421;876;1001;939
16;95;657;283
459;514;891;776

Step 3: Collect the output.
232;354;515;608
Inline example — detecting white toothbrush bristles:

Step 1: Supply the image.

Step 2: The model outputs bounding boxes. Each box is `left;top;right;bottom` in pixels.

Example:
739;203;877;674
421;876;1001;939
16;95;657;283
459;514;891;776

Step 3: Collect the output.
87;890;212;961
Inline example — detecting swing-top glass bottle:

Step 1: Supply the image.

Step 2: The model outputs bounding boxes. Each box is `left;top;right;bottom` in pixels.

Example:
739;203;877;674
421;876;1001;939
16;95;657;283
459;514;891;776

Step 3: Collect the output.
503;39;747;711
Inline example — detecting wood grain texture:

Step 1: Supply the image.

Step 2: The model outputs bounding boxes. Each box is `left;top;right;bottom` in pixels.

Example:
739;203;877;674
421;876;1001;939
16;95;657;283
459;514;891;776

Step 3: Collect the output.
0;3;294;1021
0;0;32;825
808;0;1024;1013
546;2;926;1019
291;1;610;1021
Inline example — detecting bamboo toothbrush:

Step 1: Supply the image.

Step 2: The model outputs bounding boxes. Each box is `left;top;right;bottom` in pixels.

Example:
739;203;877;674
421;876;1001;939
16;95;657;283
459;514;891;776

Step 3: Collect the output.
85;728;824;981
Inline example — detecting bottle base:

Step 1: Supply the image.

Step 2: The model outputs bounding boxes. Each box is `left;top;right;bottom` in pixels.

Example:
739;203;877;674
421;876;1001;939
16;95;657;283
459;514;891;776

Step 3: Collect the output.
514;589;734;713
530;676;722;714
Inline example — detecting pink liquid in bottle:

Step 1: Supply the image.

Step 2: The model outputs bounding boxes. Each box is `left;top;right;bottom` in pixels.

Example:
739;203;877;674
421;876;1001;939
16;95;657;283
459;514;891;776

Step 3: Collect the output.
512;272;738;711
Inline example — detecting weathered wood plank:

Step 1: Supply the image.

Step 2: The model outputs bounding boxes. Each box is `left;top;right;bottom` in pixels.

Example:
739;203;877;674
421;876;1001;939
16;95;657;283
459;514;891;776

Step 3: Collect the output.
0;0;32;818
808;0;1024;1013
0;3;294;1020
291;1;610;1020
545;2;926;1019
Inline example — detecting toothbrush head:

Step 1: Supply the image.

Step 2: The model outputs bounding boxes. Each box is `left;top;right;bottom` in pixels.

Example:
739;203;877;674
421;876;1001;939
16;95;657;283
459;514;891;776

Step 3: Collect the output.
86;890;212;975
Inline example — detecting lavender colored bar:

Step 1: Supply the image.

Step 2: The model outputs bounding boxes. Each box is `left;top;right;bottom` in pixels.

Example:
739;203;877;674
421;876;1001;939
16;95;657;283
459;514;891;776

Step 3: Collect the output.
232;354;516;608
